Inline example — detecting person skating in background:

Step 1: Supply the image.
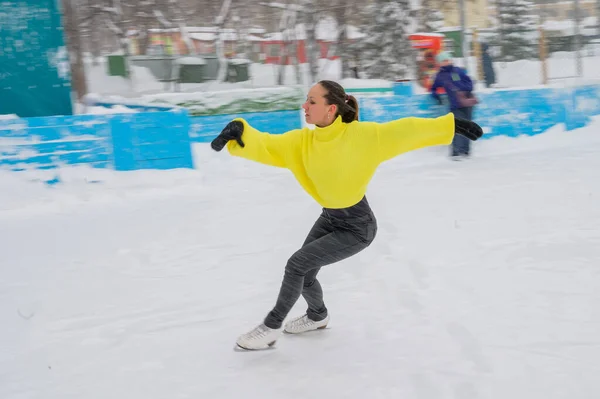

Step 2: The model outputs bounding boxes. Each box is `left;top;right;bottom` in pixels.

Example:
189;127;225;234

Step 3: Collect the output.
211;80;483;351
431;51;478;159
481;43;497;88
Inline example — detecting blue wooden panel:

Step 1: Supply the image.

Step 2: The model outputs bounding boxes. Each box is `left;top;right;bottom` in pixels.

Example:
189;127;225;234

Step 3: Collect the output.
23;114;112;134
572;85;600;117
0;139;108;156
131;142;191;160
0;109;194;173
110;109;193;171
1;118;112;145
0;148;111;169
0;112;113;172
360;96;415;122
565;85;600;131
242;110;302;133
0;119;29;138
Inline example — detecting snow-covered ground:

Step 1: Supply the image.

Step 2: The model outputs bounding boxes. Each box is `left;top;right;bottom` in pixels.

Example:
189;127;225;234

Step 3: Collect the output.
485;52;600;89
1;117;599;398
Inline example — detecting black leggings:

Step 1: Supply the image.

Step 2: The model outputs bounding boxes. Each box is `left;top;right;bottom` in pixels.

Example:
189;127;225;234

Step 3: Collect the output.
264;197;377;329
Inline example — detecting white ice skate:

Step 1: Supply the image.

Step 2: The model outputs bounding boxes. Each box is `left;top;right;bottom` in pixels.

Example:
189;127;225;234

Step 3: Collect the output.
283;314;330;334
235;323;282;351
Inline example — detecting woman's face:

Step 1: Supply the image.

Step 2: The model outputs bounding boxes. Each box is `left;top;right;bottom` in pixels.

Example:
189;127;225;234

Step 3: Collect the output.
302;84;337;127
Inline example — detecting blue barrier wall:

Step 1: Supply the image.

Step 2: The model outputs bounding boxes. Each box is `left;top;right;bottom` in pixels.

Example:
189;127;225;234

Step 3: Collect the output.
0;114;113;171
0;109;193;172
2;83;598;175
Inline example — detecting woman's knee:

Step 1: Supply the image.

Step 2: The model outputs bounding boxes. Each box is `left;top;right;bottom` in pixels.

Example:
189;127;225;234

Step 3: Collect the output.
285;253;311;276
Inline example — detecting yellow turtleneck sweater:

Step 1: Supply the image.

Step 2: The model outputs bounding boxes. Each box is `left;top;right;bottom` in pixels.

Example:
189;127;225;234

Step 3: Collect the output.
227;113;455;209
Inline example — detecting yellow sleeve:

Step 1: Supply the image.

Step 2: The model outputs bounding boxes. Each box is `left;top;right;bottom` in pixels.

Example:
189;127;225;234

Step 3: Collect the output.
375;113;455;162
226;118;302;168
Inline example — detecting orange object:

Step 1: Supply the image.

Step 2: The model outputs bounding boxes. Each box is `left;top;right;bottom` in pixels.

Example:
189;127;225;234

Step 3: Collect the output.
409;33;445;91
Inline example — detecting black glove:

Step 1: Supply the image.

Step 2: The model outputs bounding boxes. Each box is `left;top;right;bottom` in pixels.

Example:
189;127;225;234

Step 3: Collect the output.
211;121;245;151
454;117;483;141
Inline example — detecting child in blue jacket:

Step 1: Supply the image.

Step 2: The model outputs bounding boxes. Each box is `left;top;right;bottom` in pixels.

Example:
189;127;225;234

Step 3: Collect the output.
431;52;476;158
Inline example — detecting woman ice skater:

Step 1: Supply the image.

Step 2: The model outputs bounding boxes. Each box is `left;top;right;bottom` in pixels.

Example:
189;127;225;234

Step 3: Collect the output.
211;80;483;350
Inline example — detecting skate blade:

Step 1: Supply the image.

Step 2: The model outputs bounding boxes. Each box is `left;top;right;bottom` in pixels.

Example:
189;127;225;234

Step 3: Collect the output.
233;341;277;352
283;324;329;334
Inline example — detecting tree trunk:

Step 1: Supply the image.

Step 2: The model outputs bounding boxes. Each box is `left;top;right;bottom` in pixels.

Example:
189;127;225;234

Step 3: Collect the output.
89;15;102;66
215;0;233;82
302;3;319;83
61;0;88;101
234;2;252;60
292;40;301;84
137;31;150;55
277;7;295;85
278;44;289;85
333;1;349;78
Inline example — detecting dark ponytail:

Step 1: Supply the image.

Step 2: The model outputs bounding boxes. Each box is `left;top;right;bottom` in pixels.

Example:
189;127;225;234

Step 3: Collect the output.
318;80;359;123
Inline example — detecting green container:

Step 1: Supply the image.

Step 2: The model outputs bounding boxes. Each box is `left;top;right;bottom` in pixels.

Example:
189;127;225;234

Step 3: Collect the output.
226;60;250;82
107;55;127;77
202;55;220;80
129;56;177;81
179;64;207;83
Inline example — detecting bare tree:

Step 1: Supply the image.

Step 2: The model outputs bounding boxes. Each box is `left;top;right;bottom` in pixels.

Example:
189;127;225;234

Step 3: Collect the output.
92;0;134;75
330;0;351;78
77;0;105;65
62;0;88;100
416;0;444;32
132;0;159;55
164;0;195;55
61;0;377;91
278;5;302;85
300;0;319;83
232;0;253;60
354;0;416;81
215;0;234;81
259;1;303;85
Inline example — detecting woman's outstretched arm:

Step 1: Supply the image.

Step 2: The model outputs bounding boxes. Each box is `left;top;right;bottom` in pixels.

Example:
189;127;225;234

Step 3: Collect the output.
360;112;482;163
370;113;456;162
212;118;303;168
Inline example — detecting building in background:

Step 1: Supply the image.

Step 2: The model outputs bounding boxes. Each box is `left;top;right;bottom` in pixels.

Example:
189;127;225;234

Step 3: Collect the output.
535;0;597;22
442;0;491;29
128;18;365;66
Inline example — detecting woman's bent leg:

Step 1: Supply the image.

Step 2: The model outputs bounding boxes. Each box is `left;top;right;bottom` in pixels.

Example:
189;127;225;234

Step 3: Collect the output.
264;229;371;329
